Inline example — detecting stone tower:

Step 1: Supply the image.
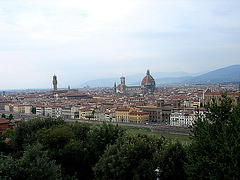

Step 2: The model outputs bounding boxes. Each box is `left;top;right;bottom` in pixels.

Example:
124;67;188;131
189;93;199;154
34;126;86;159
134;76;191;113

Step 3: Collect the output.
114;82;117;94
120;76;126;94
53;75;57;91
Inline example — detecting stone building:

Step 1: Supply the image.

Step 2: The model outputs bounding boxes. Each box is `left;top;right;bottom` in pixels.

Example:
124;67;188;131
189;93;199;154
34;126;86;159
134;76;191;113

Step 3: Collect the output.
141;69;156;93
203;92;239;106
115;69;155;95
138;99;182;124
129;111;149;123
53;75;57;91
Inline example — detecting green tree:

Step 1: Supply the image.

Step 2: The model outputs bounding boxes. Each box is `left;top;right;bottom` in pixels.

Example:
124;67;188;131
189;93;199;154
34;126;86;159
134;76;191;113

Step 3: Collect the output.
0;143;62;180
93;134;166;180
1;128;14;140
10;118;66;151
7;114;13;120
70;123;90;141
83;123;126;179
35;124;88;179
31;107;36;114
1;113;6;118
0;153;23;179
0;141;13;155
154;141;187;180
186;94;240;179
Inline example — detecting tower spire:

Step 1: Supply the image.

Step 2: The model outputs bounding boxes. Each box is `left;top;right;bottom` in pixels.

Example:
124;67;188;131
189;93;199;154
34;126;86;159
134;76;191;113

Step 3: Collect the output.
147;69;150;75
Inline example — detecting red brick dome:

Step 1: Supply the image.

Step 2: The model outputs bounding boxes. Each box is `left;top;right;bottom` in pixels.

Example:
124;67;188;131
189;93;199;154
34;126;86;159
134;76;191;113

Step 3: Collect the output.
141;69;155;86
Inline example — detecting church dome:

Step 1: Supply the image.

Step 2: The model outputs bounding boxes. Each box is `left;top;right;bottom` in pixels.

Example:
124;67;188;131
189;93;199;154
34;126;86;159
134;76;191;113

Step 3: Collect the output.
141;69;155;86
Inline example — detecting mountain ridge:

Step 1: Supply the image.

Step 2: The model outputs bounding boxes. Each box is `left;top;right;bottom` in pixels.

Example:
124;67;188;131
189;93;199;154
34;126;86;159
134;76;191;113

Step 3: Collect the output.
78;64;240;87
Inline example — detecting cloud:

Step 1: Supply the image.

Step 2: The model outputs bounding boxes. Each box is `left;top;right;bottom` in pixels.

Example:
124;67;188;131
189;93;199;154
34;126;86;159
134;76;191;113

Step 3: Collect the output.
0;0;240;89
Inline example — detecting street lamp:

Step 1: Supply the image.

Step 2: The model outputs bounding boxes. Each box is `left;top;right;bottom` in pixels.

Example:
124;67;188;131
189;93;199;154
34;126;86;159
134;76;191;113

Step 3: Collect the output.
155;167;162;180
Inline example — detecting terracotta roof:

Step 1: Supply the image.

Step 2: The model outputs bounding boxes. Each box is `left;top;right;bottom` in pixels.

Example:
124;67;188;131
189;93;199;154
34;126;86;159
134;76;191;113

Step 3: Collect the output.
141;69;155;86
129;111;149;115
0;118;8;124
116;108;130;111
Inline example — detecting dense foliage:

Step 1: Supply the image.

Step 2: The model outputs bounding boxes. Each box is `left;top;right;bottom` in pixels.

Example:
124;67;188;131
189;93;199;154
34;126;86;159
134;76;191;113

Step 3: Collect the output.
186;94;240;179
0;119;129;179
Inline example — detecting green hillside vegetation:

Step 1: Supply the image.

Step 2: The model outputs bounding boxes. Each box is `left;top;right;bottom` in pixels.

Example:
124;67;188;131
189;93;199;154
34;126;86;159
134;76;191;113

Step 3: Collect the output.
125;126;191;144
1;95;240;179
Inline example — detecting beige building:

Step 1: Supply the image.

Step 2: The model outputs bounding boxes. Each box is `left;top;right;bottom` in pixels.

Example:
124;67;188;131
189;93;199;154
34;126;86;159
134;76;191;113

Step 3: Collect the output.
203;92;239;106
4;104;11;112
115;108;130;122
36;106;45;116
129;111;149;123
79;107;93;120
13;104;25;113
138;99;182;124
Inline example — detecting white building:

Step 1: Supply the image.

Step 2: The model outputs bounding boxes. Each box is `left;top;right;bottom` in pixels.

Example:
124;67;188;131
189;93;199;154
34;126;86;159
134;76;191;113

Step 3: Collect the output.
55;106;63;118
24;105;33;114
45;106;53;117
62;107;71;119
170;112;196;127
36;106;45;116
71;106;80;119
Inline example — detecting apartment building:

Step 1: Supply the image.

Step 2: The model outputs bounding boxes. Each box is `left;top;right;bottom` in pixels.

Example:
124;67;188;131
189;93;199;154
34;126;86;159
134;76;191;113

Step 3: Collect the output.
129;111;149;124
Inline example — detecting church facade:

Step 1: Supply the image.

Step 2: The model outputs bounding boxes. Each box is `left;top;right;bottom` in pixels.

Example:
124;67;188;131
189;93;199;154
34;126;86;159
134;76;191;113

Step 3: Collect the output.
114;69;156;95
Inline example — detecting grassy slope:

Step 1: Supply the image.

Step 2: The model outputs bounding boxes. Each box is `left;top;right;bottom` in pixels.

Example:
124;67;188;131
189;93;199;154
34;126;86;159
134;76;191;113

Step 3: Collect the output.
126;126;191;145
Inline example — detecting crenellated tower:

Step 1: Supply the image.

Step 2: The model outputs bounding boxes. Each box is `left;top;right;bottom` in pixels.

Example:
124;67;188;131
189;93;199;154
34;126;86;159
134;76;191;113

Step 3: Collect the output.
53;75;57;91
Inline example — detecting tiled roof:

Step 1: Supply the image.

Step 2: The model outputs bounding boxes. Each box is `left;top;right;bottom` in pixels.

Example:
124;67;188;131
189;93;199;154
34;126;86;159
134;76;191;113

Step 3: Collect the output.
0;118;8;124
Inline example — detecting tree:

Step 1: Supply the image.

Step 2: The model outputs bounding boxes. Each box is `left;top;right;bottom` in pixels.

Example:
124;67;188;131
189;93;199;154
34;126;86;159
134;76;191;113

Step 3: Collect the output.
31;107;36;114
70;123;90;141
1;128;14;140
84;123;126;180
10;118;66;151
154;141;187;180
1;113;6;118
93;134;166;180
0;143;62;180
186;94;240;179
7;114;13;120
35;124;89;179
35;124;75;156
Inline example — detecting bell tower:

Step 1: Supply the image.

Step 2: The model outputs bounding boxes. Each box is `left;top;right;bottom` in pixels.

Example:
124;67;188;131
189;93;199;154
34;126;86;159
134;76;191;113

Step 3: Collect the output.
120;76;126;94
53;75;57;91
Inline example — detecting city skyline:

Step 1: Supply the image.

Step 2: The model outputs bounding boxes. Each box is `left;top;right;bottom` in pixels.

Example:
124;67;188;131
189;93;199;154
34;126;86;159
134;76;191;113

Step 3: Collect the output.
1;0;240;89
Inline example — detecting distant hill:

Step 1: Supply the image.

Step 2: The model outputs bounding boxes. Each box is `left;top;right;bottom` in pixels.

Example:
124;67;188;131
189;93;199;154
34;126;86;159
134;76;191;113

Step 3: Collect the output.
181;65;240;84
79;71;191;87
78;65;240;87
155;76;194;85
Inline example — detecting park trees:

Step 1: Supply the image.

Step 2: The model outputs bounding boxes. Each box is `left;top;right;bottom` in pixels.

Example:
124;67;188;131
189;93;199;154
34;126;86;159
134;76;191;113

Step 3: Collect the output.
93;134;187;180
10;118;66;151
186;94;240;179
0;143;62;180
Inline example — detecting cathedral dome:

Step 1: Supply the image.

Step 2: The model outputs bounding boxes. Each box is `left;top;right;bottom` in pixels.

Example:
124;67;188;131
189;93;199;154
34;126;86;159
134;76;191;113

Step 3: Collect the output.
141;69;155;86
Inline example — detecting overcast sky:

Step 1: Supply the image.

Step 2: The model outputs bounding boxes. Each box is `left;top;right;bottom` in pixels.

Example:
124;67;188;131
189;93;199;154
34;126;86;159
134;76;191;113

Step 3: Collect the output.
0;0;240;89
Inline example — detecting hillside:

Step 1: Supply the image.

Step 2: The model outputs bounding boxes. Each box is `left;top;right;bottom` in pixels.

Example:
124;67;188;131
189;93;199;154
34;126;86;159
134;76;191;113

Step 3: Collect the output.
182;65;240;84
78;65;240;87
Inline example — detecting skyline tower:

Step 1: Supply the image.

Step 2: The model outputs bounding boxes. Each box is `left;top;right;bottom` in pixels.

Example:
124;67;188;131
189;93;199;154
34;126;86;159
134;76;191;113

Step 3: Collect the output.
120;76;126;94
53;75;57;91
114;82;116;94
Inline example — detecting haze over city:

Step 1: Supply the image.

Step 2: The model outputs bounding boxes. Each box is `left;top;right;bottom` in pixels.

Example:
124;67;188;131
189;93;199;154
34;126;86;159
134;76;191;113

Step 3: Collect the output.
1;0;240;89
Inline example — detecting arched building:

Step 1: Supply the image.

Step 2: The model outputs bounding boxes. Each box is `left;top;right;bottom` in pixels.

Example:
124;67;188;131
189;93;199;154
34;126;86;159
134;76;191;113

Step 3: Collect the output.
141;69;156;93
115;69;156;95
